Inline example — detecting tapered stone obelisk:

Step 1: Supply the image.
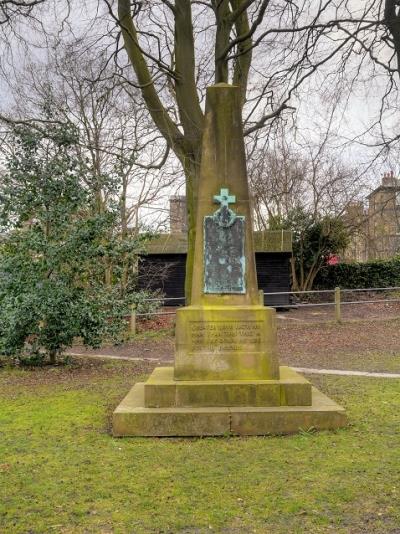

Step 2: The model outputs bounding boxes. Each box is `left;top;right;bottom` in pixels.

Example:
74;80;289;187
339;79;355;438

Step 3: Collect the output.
174;83;279;381
112;85;347;437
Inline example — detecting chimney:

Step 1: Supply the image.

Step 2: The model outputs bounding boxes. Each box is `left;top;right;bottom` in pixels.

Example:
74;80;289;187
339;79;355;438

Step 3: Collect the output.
169;196;187;233
382;170;398;187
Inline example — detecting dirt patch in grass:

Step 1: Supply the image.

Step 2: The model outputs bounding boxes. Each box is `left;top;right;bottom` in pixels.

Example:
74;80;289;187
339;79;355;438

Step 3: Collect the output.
277;299;400;323
0;357;155;391
72;330;175;362
278;318;400;372
70;317;400;373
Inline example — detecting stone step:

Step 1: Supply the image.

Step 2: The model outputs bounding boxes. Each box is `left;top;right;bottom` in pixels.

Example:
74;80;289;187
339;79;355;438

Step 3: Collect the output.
112;381;347;437
143;366;311;408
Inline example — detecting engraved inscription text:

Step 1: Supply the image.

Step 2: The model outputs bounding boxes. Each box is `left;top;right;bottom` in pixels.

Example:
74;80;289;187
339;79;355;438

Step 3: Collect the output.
189;321;262;352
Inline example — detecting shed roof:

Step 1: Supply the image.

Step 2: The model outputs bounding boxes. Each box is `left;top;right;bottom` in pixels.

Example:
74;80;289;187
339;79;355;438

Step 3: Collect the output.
144;230;292;254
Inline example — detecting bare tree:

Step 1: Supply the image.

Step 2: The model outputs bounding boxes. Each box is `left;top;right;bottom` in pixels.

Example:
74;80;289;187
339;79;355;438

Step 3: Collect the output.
10;43;178;216
2;0;400;297
248;134;309;229
0;0;46;28
1;41;183;290
248;133;364;230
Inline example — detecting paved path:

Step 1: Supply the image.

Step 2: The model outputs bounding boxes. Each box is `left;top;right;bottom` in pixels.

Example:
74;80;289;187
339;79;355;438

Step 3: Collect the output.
292;367;400;378
67;352;400;378
67;352;170;363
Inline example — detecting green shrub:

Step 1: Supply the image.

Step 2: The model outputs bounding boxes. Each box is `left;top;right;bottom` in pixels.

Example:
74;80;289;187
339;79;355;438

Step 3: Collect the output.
0;123;152;364
315;257;400;289
270;207;349;291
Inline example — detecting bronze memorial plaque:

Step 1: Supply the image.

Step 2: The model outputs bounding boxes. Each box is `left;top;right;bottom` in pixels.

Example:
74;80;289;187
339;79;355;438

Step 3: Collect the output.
203;188;245;294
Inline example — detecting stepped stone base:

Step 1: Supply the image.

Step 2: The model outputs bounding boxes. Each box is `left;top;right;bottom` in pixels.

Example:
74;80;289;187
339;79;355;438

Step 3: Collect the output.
112;366;347;437
144;366;312;407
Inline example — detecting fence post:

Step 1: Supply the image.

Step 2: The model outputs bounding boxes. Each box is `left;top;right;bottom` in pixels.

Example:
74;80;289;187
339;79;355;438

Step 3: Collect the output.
335;287;341;324
130;305;136;335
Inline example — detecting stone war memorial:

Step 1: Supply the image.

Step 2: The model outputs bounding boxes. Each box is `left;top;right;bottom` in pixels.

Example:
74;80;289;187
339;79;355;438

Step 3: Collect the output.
113;84;347;437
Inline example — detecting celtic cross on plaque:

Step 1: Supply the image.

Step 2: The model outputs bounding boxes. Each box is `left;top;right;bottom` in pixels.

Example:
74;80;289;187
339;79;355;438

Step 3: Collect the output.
212;188;237;228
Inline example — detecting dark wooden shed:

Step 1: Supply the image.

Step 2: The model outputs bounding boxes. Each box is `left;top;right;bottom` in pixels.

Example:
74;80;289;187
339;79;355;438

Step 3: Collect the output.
138;230;292;307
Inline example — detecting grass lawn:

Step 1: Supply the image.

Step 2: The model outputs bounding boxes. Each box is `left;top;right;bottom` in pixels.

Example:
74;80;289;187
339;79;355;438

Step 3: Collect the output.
1;359;400;534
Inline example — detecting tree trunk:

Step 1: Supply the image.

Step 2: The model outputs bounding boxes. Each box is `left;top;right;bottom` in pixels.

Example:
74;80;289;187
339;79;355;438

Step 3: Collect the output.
120;184;129;295
182;154;201;305
384;0;400;79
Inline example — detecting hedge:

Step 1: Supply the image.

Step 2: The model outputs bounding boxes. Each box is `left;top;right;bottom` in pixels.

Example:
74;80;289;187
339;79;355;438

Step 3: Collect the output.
315;257;400;289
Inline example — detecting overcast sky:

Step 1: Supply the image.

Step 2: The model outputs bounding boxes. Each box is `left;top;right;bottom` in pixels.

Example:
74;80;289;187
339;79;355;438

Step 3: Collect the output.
1;0;399;227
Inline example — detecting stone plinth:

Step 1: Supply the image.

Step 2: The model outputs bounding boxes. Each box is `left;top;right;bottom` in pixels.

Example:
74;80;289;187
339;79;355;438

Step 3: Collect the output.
174;305;279;381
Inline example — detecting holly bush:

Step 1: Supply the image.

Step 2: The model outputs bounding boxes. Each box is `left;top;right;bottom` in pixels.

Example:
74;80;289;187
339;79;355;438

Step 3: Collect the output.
0;123;151;364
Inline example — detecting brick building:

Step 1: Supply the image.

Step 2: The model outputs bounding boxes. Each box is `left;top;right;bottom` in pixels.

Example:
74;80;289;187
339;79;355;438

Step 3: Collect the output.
367;171;400;260
344;171;400;261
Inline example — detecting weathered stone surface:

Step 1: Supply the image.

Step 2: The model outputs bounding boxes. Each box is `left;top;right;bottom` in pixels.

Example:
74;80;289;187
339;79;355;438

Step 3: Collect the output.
113;381;347;437
174;305;279;381
230;388;347;436
190;84;259;307
279;366;312;406
113;384;230;437
144;366;311;408
145;367;281;408
144;382;176;408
